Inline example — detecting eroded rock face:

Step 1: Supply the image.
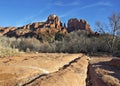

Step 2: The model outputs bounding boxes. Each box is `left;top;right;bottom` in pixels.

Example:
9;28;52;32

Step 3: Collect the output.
0;27;17;36
46;14;62;28
67;18;93;33
0;14;98;39
0;14;67;40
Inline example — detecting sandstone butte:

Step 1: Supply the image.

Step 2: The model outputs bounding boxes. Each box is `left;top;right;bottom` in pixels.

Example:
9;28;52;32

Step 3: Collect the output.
67;18;93;33
0;14;67;39
0;14;97;39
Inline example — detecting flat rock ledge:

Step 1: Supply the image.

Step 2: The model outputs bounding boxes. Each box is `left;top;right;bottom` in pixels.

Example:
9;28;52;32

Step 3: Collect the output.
24;55;89;86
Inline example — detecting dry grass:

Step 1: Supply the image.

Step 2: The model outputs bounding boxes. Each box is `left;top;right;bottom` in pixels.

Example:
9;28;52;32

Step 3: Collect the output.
0;47;19;58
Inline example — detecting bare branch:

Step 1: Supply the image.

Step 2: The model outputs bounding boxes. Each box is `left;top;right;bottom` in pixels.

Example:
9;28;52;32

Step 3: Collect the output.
95;21;105;34
109;12;120;34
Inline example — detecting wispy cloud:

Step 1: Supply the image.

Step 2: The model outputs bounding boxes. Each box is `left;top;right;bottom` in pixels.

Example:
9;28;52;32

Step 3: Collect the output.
59;1;112;17
59;14;67;18
80;2;112;9
15;1;112;27
54;1;80;6
31;18;47;23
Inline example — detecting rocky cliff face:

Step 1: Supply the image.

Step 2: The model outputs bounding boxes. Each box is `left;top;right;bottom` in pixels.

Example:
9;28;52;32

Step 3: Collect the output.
0;14;67;40
0;27;16;36
67;18;94;33
0;14;96;40
46;14;62;29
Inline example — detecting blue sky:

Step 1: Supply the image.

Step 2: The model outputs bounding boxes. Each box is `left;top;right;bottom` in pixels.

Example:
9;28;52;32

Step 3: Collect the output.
0;0;120;30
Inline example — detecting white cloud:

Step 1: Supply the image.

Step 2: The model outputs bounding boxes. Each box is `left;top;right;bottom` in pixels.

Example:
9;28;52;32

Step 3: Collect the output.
32;18;47;23
98;2;112;6
59;14;67;18
60;1;112;16
54;1;80;6
80;2;112;9
15;1;112;27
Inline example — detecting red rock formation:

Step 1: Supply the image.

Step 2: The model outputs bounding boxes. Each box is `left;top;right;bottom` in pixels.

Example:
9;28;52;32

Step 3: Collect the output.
0;14;97;39
46;14;62;29
0;27;16;36
0;14;68;40
67;18;94;33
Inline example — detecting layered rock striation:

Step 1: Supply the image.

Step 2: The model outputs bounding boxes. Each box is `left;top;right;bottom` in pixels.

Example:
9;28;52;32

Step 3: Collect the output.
0;14;96;40
0;14;67;40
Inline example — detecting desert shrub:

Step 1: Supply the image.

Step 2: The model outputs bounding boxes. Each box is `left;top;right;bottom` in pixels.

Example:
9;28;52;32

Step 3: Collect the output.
16;37;41;52
58;30;98;53
41;34;55;43
60;31;86;53
55;40;66;53
53;30;120;56
55;32;64;41
0;30;119;57
0;47;19;57
0;36;19;57
39;42;53;53
26;48;31;53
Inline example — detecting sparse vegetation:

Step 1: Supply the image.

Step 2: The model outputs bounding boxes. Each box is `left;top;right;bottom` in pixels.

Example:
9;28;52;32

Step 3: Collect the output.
0;29;120;57
0;12;120;57
0;47;19;57
0;36;19;57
